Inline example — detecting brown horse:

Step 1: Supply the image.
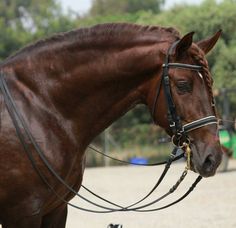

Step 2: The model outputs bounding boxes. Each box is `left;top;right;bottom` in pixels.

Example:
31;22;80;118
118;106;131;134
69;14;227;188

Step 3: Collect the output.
0;23;222;227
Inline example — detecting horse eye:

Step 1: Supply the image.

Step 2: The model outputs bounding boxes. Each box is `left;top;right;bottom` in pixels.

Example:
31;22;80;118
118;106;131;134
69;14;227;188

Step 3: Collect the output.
176;81;192;93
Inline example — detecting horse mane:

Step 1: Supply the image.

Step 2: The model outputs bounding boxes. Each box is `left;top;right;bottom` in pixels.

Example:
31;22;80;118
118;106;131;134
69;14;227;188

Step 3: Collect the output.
190;46;215;106
5;23;180;62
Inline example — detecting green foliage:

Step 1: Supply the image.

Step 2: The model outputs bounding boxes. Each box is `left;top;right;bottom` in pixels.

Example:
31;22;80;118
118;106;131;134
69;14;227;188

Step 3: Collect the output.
111;105;155;147
0;0;76;59
89;0;164;16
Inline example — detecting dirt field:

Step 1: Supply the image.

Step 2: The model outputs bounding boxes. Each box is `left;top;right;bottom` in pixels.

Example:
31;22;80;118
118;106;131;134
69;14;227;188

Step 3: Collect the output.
66;159;236;228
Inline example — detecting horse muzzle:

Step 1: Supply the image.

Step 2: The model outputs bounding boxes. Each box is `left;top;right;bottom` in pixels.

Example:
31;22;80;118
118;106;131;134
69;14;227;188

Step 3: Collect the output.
190;142;222;177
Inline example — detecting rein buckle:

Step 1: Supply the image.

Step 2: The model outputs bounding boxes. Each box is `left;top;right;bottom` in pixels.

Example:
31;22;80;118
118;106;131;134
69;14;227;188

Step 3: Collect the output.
183;142;191;170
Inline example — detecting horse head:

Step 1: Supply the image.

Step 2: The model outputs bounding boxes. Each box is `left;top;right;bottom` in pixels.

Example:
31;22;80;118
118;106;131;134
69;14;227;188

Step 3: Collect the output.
148;31;222;177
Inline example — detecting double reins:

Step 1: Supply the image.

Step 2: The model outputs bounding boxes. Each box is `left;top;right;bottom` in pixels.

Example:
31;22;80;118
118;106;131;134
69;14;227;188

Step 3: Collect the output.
0;71;201;213
0;40;217;213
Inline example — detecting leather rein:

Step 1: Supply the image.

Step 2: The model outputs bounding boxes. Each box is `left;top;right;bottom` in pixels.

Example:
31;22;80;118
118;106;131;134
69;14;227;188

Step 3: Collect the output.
0;40;217;213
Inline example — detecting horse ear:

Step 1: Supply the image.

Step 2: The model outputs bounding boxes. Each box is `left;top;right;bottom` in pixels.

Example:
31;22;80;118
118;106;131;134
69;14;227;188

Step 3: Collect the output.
174;32;195;57
196;30;222;54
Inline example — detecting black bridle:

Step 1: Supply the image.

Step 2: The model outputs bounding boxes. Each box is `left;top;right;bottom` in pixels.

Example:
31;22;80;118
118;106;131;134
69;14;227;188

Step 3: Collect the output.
0;40;217;214
152;40;218;145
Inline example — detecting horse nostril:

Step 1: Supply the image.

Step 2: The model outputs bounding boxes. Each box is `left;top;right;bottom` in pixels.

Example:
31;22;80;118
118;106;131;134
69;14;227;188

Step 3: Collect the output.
203;154;214;172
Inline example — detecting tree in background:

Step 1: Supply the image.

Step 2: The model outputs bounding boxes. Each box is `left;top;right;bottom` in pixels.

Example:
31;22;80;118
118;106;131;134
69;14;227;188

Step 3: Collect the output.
89;0;165;16
0;0;75;59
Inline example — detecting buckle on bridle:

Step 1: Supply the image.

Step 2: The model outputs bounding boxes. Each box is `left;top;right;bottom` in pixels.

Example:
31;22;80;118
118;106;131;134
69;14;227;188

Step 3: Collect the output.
171;134;191;170
183;142;191;170
171;130;188;147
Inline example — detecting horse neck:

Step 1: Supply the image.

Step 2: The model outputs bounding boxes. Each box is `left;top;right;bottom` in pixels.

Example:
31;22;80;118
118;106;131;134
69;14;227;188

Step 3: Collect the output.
2;41;166;146
53;43;165;144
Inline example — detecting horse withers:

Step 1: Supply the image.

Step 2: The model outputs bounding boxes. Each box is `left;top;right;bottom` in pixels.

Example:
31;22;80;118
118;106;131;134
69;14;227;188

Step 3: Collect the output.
0;23;222;227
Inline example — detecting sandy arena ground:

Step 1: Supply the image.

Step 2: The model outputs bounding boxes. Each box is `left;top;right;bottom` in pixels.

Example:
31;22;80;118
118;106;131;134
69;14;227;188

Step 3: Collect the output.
67;159;236;228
